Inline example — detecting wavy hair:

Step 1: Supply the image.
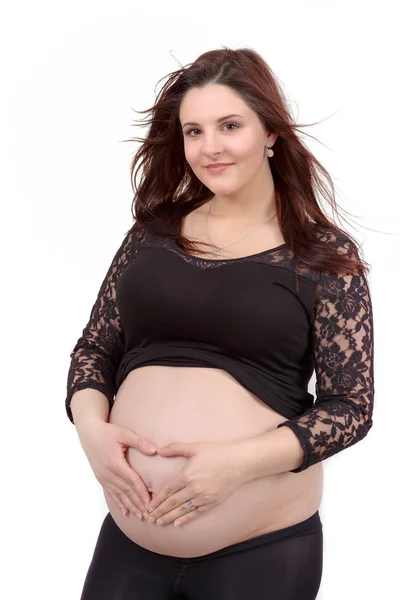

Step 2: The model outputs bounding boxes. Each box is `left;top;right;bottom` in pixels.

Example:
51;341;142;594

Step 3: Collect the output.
122;46;370;275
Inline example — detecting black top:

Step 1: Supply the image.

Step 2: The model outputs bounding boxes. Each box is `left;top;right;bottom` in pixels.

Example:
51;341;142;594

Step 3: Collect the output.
66;225;374;473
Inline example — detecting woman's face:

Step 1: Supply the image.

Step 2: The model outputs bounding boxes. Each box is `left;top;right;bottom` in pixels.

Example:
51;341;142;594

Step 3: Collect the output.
179;83;275;195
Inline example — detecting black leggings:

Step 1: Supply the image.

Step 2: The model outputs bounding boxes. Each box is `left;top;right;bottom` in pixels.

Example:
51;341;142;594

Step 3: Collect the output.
81;511;323;600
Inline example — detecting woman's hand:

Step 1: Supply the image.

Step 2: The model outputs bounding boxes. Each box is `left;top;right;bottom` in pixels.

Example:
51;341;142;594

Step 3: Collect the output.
77;421;158;519
147;441;247;527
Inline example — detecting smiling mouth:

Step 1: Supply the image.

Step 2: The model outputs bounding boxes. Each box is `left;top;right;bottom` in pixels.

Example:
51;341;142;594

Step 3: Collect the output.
206;164;233;172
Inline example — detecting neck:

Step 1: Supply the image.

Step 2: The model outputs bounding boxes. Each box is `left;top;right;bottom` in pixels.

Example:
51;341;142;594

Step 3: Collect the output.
207;167;276;224
209;189;276;225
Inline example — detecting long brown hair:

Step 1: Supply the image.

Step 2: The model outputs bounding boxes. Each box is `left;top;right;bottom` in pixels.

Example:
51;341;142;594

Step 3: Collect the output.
122;46;370;276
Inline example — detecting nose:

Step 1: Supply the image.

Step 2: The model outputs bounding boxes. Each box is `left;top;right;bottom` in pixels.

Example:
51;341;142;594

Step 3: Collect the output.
201;133;225;155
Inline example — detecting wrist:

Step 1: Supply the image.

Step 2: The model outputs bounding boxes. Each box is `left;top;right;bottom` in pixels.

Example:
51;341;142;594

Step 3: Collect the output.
70;388;110;428
231;439;262;485
75;416;108;438
236;426;305;481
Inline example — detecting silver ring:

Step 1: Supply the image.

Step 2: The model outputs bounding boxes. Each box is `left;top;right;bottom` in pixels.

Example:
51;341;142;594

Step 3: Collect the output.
186;499;197;511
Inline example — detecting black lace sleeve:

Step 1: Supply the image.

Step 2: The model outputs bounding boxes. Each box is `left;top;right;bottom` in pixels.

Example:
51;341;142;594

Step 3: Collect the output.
65;229;138;424
277;235;375;472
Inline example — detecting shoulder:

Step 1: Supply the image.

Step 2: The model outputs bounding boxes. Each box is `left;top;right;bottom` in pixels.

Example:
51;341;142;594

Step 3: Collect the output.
312;223;361;259
108;225;143;270
124;223;147;251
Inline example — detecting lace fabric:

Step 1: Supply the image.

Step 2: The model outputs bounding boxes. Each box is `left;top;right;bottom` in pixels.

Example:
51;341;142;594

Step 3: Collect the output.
66;227;374;475
65;231;138;422
278;233;374;472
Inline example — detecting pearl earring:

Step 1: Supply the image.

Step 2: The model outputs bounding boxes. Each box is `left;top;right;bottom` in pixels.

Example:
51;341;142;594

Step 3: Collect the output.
264;145;274;158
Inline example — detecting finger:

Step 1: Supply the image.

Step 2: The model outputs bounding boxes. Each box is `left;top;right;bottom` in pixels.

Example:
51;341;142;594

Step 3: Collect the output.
119;482;147;514
115;488;144;518
119;463;153;510
104;483;138;515
111;464;151;512
114;490;145;520
174;508;199;527
104;489;129;516
152;501;196;526
119;428;158;455
106;484;146;520
156;443;194;458
107;474;148;514
148;488;191;523
148;479;184;513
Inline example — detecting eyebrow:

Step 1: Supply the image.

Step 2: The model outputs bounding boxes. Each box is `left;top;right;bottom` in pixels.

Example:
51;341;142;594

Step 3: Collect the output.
181;114;244;128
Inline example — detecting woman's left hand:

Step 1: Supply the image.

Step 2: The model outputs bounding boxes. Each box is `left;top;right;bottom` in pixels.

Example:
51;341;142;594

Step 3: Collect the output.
146;440;247;527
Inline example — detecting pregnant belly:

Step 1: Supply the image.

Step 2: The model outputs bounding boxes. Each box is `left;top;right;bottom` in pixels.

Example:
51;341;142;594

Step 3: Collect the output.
106;366;323;558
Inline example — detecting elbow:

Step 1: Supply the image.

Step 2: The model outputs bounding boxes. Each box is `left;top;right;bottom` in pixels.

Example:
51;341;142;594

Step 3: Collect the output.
354;391;374;439
344;395;374;452
357;411;373;441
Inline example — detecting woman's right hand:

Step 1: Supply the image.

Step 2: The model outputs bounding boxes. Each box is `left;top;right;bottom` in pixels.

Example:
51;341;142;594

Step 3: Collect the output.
77;420;158;519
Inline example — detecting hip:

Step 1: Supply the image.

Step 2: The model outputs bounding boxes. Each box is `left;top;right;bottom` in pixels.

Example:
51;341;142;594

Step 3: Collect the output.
81;511;323;599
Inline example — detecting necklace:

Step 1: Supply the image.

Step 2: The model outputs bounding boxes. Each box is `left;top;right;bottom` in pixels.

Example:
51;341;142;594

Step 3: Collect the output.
205;197;277;257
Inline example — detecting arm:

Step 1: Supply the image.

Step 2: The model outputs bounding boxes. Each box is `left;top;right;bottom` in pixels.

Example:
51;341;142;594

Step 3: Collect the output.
238;236;375;481
70;388;110;430
66;229;137;424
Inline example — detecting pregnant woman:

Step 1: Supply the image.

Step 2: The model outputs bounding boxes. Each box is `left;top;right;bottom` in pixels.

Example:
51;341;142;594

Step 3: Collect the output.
66;47;375;600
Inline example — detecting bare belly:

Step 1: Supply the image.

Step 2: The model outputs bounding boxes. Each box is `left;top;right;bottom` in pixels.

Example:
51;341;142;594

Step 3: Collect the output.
106;366;323;558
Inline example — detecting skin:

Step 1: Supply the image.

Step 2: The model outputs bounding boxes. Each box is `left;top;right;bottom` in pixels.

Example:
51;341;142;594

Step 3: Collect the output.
179;83;279;229
108;368;323;558
104;84;323;558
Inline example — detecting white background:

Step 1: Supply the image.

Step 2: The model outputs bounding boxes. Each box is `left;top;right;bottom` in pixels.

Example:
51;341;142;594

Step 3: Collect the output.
2;1;399;598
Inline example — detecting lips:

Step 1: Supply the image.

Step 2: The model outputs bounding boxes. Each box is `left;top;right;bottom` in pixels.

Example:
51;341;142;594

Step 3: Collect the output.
206;164;232;173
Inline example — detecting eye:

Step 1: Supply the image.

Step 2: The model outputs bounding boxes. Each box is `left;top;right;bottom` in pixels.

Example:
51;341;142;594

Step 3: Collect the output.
185;122;239;137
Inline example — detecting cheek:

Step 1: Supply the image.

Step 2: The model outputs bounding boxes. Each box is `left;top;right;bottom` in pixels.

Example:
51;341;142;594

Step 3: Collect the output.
229;146;258;168
184;146;197;165
238;141;261;159
185;141;256;172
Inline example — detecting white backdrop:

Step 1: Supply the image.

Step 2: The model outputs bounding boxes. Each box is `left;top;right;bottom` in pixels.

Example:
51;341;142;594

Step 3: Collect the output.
2;1;399;598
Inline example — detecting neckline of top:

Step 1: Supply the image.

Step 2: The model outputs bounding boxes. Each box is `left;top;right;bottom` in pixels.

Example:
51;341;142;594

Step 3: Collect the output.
170;239;288;263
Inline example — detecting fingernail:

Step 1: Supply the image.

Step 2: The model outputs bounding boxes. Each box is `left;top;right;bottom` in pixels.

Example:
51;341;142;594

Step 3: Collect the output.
175;520;182;527
135;512;142;521
121;508;128;516
156;519;164;526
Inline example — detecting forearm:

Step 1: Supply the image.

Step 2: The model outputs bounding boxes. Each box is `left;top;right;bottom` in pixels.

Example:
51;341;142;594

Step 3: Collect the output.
238;425;305;483
70;388;110;432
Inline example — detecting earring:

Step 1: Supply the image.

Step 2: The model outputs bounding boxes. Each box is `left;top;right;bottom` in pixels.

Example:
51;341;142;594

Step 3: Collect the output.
264;145;274;158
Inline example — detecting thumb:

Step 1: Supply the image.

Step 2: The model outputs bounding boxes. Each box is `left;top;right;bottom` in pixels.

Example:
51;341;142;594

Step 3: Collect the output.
157;443;195;458
120;428;158;455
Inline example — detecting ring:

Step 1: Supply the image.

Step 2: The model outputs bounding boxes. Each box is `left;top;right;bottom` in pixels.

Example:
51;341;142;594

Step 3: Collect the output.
186;499;197;511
